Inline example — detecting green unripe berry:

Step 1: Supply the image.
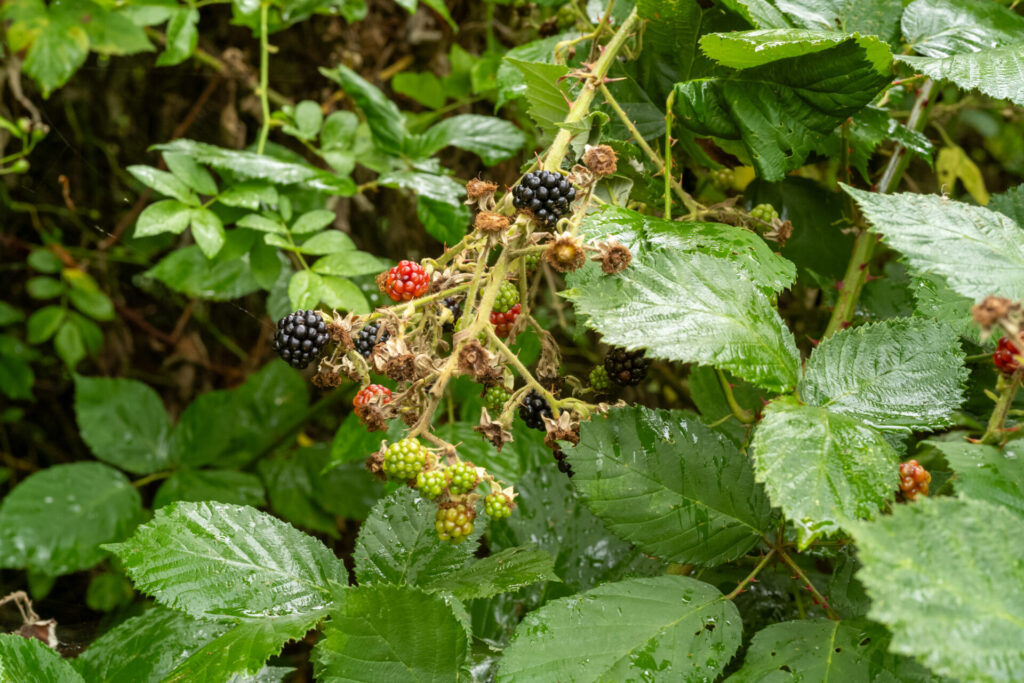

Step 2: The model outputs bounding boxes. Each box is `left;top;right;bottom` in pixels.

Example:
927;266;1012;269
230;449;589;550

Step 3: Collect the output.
484;492;513;519
416;469;448;499
382;438;429;481
483;385;511;415
589;365;611;392
448;461;480;495
750;203;779;223
436;502;475;542
493;280;520;314
524;252;541;270
710;168;734;191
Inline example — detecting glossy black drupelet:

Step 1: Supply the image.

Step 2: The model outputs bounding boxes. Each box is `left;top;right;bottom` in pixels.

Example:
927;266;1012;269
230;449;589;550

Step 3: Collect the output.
604;347;650;386
512;170;576;226
274;310;329;369
553;449;574;477
354;321;390;358
442;296;463;332
519;390;552;431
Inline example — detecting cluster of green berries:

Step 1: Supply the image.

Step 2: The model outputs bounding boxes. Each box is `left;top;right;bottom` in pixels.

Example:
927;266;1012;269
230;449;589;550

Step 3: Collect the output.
710;168;734;191
382;438;429;481
750;203;779;223
436;502;476;543
484;492;513;520
484;384;512;415
416;469;448;499
524;252;541;270
493;280;521;314
589;365;611;392
448;461;480;495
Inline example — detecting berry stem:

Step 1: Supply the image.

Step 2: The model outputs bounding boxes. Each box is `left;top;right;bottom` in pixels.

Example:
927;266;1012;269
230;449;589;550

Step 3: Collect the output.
717;370;755;424
725;548;775;600
483;324;560;417
778;549;837;620
256;1;272;156
823;79;936;339
981;366;1024;444
543;7;640;172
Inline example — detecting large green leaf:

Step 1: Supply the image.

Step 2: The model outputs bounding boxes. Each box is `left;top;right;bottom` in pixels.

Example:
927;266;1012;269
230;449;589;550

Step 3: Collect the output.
314;585;469;682
751;397;897;548
897;0;1024;105
568;406;773;566
0;633;84;682
354;488;480;588
74;608;231;683
0;462;142;575
497;576;742;682
153;139;354;195
321;65;409;155
570;205;796;293
726;619;892;682
720;0;903;43
74;375;171;474
414;114;527;164
153;469;266;509
851;497;1024;682
108;501;346;619
675;34;891;180
799;319;966;432
506;58;572;139
844;185;1024;300
168;390;237;467
423;547;561;601
567;250;801;393
635;0;728;103
933;441;1024;519
142;230;261;301
164;614;321;683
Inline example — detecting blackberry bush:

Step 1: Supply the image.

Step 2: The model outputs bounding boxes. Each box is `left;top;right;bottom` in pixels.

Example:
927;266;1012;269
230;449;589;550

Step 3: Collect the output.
273;310;329;369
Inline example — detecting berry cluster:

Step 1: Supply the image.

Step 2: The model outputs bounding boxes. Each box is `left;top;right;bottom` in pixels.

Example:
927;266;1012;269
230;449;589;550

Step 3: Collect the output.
493;281;520;314
354;383;391;409
416;469;447;499
484;492;513;520
519;390;552;431
553;449;573;477
436;502;475;543
993;336;1022;374
898;460;931;501
750;203;779;223
382;438;429;481
355;321;390;358
447;461;480;495
524;252;541;270
490;303;521;338
384;260;430;302
605;347;650;387
589;365;611;392
710;168;733;191
512;170;576;226
484;385;511;415
273;310;329;369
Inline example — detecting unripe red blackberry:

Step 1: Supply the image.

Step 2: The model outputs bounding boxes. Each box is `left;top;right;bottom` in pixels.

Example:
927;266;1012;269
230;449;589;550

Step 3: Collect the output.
354;384;391;408
493;281;520;314
382;438;429;481
490;303;521;338
519;390;552;431
273;310;329;369
354;321;390;358
604;347;650;386
512;170;576;226
436;501;475;542
384;260;430;302
898;460;931;501
994;336;1021;374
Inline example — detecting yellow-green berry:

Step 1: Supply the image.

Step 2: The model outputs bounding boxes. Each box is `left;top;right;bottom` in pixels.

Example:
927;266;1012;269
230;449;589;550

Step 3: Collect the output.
382;438;429;481
589;365;611;392
448;461;480;495
435;502;475;542
416;469;448;499
750;203;779;223
484;492;513;519
493;281;520;314
710;168;734;191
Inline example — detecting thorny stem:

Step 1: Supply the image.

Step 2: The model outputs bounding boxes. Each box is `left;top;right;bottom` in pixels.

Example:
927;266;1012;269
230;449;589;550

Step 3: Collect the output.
664;90;674;219
543;7;640;172
485;325;560;417
981;367;1024;444
717;370;755;424
256;2;272;156
778;549;837;619
824;79;936;338
725;548;776;600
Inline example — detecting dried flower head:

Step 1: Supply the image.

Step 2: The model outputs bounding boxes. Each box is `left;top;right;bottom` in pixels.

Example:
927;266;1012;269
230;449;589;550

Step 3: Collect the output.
593;239;632;274
544;234;586;273
474;211;511;234
973;296;1014;330
465;179;499;211
475;409;514;451
384;353;417;382
543;411;580;450
312;367;342;389
583;144;618;177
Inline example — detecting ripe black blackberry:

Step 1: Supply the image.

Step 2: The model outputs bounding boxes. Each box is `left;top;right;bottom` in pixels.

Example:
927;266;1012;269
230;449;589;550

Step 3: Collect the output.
512;170;576;226
604;347;650;386
274;310;329;369
553;449;574;477
519;390;552;431
355;322;390;358
442;296;463;332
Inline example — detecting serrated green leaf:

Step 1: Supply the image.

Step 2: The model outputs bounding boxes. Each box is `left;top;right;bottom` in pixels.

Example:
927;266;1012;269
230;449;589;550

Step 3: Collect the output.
259;451;339;537
312;251;388;277
495;34;571;108
843;185;1024;300
0;633;84;682
10;1;90;97
424;547;561;601
291;209;335;234
314;585;469;682
164;613;320;683
569;250;800;393
497;576;741;682
568;406;773;566
702;29;891;72
74;607;231;683
142;234;261;301
153;139;354;195
190;207;226;258
320;65;408;155
163;151;217;196
414;114;527;164
752;397;898;548
799;319;967;432
675;36;891;181
168;389;235;467
933;441;1024;519
506;58;572;139
354;488;480;588
635;0;726;104
237;213;286;234
154;469;266;509
135;199;193;237
416;194;470;246
75;375;171;474
157;7;199;66
128;166;196;203
726;619;891;682
0;462;142;575
851;497;1024;682
108;501;346;619
218;182;279;210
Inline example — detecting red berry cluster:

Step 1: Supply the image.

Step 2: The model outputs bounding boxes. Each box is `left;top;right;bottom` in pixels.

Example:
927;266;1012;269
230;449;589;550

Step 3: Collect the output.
993;336;1022;375
384;260;430;302
353;384;391;424
898;460;931;501
490;303;521;338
